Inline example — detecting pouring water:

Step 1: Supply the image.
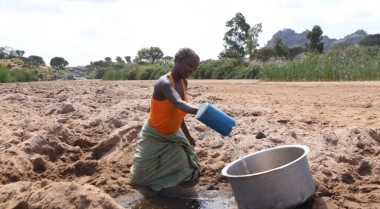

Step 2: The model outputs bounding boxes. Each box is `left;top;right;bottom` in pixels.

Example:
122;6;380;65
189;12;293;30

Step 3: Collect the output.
223;136;250;175
195;103;248;174
199;130;250;175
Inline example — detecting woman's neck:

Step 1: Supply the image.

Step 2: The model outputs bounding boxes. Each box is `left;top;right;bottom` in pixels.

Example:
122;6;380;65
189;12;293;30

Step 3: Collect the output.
170;68;181;83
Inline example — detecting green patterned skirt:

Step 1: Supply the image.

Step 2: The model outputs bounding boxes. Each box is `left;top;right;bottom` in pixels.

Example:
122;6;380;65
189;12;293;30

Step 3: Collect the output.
129;120;199;191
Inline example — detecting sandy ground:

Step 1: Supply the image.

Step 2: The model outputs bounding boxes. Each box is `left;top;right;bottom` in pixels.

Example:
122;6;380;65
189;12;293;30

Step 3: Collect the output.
0;80;379;209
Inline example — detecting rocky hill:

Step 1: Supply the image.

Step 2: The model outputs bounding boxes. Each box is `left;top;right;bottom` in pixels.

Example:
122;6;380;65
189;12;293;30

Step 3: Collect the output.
265;29;368;51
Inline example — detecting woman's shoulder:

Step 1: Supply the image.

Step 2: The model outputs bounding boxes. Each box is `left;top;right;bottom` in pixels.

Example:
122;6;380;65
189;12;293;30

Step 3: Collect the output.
156;74;170;85
152;74;171;99
153;74;172;93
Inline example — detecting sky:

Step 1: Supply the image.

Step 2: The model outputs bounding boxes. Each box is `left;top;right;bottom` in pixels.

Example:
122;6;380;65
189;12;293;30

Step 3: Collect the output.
1;0;379;66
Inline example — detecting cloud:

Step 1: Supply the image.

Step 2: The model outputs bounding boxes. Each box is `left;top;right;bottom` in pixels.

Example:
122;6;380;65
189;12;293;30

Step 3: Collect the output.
1;0;64;13
62;0;118;3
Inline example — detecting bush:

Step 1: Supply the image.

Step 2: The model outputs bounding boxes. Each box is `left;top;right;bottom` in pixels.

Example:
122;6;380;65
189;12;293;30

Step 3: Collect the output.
359;34;380;46
192;58;259;79
102;58;261;80
0;66;13;83
103;64;169;80
0;65;38;83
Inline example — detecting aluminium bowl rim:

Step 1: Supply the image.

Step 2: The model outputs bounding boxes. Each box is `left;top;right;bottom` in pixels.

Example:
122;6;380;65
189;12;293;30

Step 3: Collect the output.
221;144;310;178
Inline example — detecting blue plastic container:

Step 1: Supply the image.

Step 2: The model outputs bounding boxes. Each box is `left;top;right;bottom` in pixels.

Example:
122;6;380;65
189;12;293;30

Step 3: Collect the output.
195;103;236;136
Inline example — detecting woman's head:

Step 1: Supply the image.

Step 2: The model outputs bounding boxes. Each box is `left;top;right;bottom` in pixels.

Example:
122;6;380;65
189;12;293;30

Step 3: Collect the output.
174;48;199;63
174;48;200;79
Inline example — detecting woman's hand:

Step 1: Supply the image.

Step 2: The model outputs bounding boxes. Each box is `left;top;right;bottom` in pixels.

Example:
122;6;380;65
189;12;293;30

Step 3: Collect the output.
187;136;196;147
181;120;196;146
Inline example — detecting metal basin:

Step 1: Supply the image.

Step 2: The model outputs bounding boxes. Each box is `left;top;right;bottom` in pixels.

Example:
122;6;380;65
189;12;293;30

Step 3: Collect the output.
221;145;315;209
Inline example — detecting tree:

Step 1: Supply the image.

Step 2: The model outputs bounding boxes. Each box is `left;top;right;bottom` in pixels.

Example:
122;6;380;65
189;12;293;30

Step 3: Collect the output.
0;49;5;59
134;47;164;64
162;56;173;61
219;13;262;60
359;34;380;46
274;38;289;59
116;56;125;63
0;46;15;58
28;55;45;66
256;47;275;62
218;48;241;59
306;25;324;53
15;50;25;57
50;57;69;70
219;13;251;59
124;56;131;63
92;60;110;68
105;57;112;62
288;47;305;60
246;23;262;59
160;56;174;65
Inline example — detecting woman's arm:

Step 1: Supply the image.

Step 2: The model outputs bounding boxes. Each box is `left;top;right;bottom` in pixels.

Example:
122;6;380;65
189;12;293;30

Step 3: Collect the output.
157;77;198;114
181;120;195;146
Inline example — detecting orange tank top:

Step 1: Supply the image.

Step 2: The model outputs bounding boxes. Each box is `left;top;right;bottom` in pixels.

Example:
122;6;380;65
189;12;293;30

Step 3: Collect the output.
148;72;188;135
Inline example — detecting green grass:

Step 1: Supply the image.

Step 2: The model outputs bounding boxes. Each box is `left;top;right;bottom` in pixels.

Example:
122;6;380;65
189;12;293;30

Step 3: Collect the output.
0;65;38;83
259;46;380;81
100;46;380;81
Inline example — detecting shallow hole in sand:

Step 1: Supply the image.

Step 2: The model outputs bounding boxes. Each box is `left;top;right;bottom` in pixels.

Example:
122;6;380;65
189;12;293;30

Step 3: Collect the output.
129;197;201;209
117;189;235;209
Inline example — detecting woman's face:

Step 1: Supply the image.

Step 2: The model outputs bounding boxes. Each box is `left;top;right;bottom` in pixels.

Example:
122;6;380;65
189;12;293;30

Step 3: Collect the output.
177;55;199;79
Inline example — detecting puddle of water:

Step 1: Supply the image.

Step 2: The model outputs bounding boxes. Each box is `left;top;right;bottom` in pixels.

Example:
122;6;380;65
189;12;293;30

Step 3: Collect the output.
116;189;235;209
117;191;316;209
130;197;201;209
130;197;200;209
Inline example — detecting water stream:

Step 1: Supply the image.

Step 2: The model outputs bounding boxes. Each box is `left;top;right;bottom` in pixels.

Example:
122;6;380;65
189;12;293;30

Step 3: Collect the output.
223;136;250;175
199;131;250;175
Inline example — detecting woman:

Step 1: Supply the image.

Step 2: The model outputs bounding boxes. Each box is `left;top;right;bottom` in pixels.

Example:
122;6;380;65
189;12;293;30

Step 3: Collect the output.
129;48;200;192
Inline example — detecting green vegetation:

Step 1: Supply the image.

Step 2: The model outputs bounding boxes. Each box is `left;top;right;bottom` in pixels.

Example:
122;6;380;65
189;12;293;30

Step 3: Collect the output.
2;43;380;82
274;38;289;59
219;13;262;60
306;25;324;54
102;58;260;80
259;46;380;81
0;65;38;83
2;14;380;83
28;55;46;66
102;64;170;80
192;58;259;79
359;34;380;46
102;46;380;81
50;57;69;70
134;47;164;64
